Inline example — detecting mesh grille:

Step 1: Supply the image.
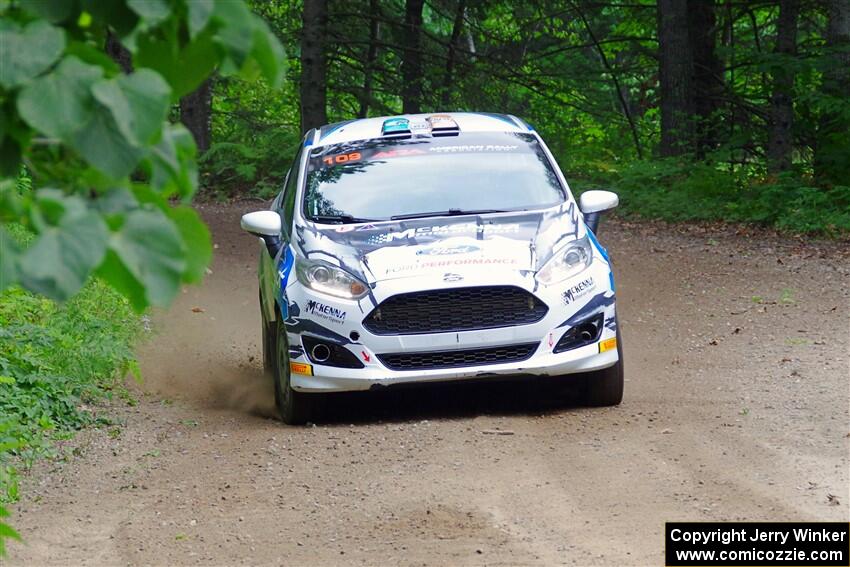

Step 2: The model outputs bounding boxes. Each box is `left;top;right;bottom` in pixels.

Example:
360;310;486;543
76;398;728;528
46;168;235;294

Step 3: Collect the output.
377;343;538;371
363;286;548;335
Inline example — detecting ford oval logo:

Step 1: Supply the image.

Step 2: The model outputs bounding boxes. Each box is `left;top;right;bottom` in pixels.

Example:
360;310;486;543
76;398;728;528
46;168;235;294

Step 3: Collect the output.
443;273;464;282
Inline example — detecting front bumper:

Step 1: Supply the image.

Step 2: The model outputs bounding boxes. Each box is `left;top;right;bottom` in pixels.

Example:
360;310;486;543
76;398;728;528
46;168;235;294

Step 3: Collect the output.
282;259;618;393
290;340;618;392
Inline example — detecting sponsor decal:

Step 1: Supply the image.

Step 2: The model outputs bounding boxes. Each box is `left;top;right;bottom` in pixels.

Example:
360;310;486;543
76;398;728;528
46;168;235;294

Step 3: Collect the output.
386;257;519;275
305;300;346;324
443;273;464;282
416;244;480;256
599;337;617;353
367;223;520;245
562;277;595;305
372;148;427;159
290;361;313;375
428;144;519;153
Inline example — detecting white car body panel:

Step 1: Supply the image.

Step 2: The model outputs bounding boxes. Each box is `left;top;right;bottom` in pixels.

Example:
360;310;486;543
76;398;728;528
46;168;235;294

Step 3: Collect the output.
253;112;620;393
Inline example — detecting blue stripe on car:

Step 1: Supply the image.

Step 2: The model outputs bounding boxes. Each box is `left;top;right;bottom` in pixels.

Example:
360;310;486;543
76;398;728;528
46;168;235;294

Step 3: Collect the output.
278;247;295;317
586;228;610;262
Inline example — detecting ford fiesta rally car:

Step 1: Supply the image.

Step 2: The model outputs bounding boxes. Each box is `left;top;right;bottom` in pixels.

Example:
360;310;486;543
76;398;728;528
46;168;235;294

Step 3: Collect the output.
241;112;623;424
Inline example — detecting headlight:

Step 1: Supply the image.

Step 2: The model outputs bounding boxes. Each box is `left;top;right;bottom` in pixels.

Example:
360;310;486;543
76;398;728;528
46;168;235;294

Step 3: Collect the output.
535;236;593;286
295;257;369;299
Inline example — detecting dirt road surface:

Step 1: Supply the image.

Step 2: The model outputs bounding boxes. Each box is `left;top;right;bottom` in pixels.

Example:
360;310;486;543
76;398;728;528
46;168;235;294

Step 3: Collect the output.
8;202;849;566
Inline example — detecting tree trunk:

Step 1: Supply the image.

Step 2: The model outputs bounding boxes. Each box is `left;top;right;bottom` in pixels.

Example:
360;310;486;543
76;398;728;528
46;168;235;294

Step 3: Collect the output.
441;0;466;109
814;0;850;184
358;0;381;118
401;0;425;114
105;30;132;74
180;78;213;153
688;0;723;156
657;0;694;156
300;0;328;132
767;0;799;174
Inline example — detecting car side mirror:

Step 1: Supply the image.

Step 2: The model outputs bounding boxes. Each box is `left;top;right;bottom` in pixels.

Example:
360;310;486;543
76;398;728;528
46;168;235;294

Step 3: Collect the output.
579;190;619;233
241;211;283;258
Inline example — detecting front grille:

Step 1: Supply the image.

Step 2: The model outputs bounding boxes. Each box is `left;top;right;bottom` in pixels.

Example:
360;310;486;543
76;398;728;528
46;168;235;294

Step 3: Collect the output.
363;286;548;335
377;343;538;371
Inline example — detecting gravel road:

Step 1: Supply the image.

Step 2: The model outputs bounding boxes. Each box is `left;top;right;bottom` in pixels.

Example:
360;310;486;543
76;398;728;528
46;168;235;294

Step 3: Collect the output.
7;202;849;566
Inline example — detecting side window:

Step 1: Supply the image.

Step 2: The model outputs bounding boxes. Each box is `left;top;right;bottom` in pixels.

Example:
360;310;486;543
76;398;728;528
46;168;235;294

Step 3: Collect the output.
278;145;303;237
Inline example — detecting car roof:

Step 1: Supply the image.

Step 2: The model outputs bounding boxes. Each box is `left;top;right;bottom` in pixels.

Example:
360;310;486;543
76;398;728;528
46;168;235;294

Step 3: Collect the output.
310;112;532;147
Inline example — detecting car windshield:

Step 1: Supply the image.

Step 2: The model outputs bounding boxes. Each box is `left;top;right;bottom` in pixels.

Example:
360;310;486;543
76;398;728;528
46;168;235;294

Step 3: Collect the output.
302;132;565;222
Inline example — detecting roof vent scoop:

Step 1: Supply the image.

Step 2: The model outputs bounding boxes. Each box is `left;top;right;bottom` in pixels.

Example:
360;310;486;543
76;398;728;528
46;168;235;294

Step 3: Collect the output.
427;114;460;137
381;117;412;138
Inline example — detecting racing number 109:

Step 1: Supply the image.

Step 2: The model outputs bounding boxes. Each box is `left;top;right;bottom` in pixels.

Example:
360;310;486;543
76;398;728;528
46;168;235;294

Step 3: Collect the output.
323;152;361;166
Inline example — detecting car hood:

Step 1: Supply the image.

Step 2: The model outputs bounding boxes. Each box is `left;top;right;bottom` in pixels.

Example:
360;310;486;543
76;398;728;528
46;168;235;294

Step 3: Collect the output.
292;202;583;284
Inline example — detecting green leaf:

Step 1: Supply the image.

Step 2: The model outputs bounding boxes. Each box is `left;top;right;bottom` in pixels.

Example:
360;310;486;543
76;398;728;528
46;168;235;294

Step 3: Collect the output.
71;103;144;179
20;0;77;23
167;206;210;284
250;19;286;89
18;196;108;301
0;225;20;292
0;136;22;177
17;56;103;140
135;28;217;99
127;0;170;26
0;20;65;89
100;208;185;309
187;0;214;37
147;123;198;198
64;40;121;75
92;69;171;146
211;2;254;69
96;249;147;311
0;507;21;558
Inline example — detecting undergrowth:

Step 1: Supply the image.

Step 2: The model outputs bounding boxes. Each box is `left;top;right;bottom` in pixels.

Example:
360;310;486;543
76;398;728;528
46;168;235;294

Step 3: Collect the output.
571;157;850;236
0;224;142;512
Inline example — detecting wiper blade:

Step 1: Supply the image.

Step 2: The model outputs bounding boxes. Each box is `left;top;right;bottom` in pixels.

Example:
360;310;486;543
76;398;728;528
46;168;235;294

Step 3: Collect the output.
310;214;382;225
390;208;508;221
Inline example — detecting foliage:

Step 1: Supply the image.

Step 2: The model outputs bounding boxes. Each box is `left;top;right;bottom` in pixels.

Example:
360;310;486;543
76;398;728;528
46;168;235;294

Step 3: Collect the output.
573;158;850;236
200;71;301;197
211;0;849;234
0;0;287;310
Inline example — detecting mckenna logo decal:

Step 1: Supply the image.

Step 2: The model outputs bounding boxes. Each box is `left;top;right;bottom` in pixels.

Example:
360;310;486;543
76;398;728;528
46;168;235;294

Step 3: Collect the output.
562;277;595;305
416;244;480;256
305;300;346;324
367;223;520;245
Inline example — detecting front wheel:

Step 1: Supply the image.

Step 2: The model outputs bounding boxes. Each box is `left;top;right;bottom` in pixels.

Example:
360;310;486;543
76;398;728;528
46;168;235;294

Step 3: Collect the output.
261;290;275;377
580;328;624;407
273;316;316;425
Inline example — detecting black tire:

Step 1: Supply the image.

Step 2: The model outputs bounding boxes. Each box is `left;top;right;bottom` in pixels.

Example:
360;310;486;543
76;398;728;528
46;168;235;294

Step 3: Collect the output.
580;327;624;407
260;290;275;377
273;316;316;425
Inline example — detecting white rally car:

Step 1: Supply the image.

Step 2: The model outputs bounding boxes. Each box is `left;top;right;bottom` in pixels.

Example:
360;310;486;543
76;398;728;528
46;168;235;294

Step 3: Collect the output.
241;113;623;424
